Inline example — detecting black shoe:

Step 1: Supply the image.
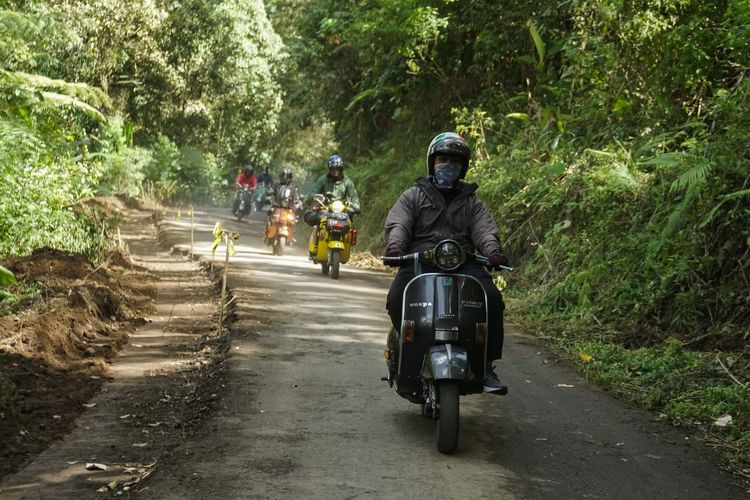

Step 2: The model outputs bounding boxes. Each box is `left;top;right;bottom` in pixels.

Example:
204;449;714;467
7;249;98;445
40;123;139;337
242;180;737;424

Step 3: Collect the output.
483;368;508;395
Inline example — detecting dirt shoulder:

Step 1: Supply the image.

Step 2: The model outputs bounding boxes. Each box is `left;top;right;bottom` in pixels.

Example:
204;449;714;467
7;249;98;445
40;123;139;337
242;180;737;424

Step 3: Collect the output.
0;201;228;498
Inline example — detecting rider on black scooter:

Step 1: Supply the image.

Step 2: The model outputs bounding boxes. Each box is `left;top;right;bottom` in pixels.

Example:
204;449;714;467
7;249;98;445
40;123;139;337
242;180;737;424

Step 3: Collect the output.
233;165;258;215
384;132;510;395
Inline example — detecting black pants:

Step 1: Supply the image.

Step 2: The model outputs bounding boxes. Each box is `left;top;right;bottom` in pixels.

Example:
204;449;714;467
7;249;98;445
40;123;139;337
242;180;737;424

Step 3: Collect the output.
386;263;505;361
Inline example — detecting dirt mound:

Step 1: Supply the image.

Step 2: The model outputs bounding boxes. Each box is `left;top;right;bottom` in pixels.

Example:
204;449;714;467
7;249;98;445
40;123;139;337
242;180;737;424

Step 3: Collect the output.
0;247;156;477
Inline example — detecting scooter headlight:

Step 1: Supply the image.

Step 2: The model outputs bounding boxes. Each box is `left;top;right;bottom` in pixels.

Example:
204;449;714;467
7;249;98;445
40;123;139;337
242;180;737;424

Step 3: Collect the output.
286;213;296;221
331;200;345;213
434;240;464;271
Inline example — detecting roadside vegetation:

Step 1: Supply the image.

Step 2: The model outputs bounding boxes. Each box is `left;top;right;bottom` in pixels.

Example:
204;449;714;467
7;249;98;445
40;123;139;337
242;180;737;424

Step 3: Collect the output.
1;0;748;481
271;0;750;476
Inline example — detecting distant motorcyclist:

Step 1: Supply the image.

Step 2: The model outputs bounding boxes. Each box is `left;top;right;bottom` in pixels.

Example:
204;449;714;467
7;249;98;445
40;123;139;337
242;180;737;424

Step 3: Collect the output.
304;154;361;227
384;132;510;394
258;165;274;186
267;167;303;213
233;165;258;215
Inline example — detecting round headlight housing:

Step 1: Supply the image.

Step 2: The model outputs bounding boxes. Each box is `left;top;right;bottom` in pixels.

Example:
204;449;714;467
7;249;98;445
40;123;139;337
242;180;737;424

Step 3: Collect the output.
331;200;345;213
434;240;464;271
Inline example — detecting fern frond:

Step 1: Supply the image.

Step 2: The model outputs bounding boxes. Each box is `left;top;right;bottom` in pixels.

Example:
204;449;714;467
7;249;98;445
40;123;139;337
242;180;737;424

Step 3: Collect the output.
670;158;710;192
1;70;110;108
0;10;41;43
658;185;697;248
0;70;109;121
699;188;750;228
640;151;686;167
38;91;106;122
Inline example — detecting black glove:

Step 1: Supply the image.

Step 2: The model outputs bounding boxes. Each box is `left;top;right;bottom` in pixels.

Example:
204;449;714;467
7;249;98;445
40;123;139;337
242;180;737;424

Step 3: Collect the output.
488;251;510;268
385;246;403;258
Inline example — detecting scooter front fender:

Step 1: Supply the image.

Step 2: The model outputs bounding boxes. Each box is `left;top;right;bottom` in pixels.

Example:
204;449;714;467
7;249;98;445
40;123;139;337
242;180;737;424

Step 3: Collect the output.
423;344;469;381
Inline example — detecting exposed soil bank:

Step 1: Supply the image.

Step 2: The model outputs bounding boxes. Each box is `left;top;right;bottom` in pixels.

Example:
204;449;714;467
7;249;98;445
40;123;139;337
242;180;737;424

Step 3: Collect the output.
0;201;229;498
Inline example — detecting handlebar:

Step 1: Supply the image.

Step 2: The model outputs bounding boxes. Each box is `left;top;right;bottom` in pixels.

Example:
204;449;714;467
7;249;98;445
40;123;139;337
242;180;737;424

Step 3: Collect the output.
381;252;513;272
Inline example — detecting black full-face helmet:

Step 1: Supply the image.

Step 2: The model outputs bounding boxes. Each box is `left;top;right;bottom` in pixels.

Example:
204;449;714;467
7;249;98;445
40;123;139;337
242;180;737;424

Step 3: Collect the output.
426;132;471;178
327;154;344;179
280;167;293;183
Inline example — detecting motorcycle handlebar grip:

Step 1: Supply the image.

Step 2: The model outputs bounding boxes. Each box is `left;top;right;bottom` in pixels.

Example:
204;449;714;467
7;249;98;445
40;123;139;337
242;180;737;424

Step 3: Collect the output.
476;254;514;272
381;256;403;266
381;252;420;266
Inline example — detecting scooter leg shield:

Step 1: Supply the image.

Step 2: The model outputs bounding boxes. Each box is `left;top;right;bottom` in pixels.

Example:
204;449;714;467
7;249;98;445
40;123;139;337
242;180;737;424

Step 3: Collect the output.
423;344;469;381
308;230;316;254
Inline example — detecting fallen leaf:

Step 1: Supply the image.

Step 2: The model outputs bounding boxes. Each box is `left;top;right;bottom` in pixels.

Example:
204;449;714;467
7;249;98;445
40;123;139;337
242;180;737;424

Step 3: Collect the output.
557;384;575;388
132;442;149;447
119;414;131;419
66;460;79;465
86;463;107;471
108;480;119;490
83;403;96;408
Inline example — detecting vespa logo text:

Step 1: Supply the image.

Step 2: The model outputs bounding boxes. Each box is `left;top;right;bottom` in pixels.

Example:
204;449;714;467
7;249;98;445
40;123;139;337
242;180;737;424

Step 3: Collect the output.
408;302;433;308
462;300;483;308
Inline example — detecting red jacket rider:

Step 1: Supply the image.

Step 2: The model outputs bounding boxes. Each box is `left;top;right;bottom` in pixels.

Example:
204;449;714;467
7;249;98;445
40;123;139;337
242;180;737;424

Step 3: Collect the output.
236;167;257;189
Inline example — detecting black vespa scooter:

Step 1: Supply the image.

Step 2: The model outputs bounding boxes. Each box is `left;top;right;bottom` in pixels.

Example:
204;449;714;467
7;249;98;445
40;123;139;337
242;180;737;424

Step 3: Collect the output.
382;239;510;454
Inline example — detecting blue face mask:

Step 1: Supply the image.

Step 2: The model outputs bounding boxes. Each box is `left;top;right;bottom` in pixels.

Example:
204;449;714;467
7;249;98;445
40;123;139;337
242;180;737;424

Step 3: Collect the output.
434;163;462;189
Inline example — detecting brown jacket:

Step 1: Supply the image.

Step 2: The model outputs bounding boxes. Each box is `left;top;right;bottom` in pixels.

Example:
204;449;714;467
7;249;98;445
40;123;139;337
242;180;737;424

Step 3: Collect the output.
384;177;503;256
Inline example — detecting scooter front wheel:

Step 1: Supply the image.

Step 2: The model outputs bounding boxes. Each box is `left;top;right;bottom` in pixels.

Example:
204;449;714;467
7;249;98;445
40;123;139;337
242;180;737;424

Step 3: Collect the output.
330;249;341;280
436;381;460;454
273;236;286;256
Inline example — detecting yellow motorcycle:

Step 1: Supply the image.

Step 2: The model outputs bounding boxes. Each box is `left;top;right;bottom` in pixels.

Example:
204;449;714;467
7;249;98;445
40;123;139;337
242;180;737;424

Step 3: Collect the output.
308;194;357;280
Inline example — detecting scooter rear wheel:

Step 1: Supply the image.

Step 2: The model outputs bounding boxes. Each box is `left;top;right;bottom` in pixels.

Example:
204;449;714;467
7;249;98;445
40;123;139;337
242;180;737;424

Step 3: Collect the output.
435;381;460;454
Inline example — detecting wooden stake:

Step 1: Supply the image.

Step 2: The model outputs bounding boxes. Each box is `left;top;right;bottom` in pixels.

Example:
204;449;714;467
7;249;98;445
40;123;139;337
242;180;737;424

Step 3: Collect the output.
218;233;230;332
190;205;194;260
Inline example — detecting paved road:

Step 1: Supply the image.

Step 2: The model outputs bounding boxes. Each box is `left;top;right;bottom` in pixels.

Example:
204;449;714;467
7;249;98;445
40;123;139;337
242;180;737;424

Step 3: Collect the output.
146;207;747;499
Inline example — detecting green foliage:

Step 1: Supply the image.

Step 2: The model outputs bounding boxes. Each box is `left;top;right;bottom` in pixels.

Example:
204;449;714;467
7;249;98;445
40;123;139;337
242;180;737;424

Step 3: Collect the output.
0;281;41;314
0;263;16;300
283;0;750;469
0;265;15;286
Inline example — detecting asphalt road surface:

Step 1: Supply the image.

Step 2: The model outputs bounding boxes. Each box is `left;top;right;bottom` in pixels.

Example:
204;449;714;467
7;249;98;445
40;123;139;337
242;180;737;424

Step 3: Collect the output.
145;206;746;499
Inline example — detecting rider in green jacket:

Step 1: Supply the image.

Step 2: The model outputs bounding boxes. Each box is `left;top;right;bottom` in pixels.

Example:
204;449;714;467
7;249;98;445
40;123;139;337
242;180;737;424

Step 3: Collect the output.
304;154;361;226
